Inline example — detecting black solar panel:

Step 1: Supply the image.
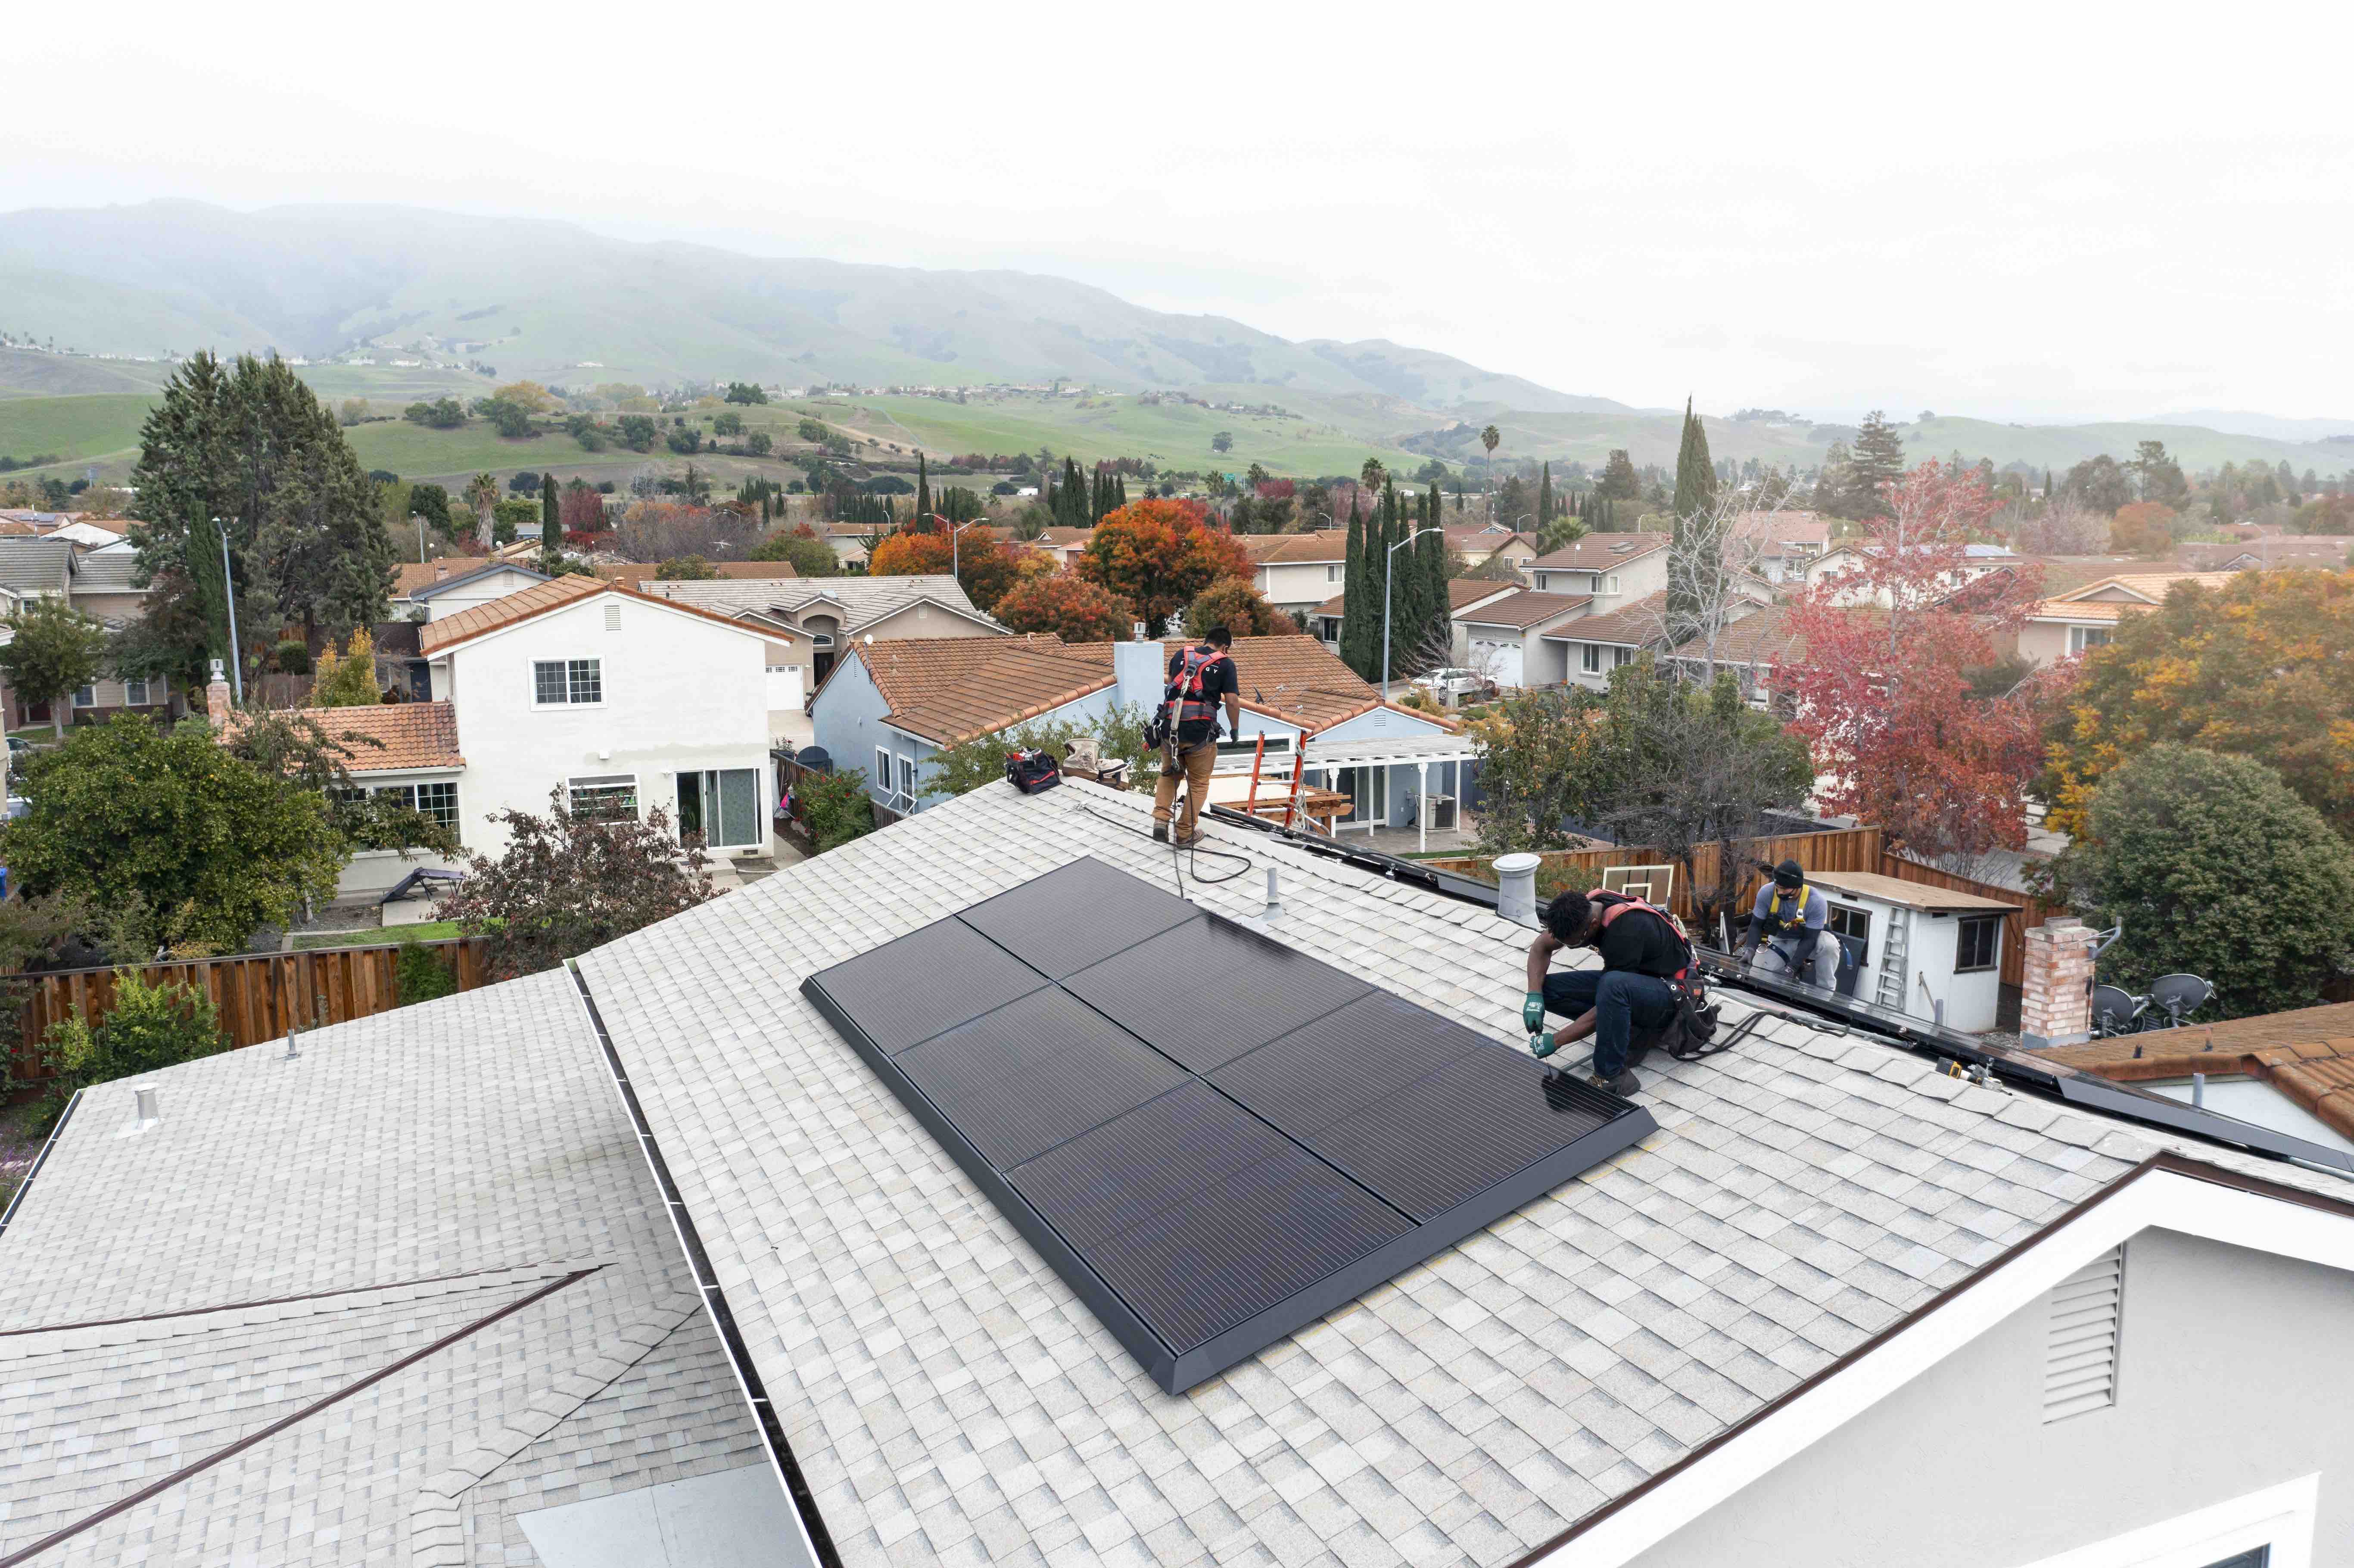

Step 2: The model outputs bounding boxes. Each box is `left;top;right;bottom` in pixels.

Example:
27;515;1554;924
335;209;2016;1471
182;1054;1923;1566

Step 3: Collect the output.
801;856;1657;1393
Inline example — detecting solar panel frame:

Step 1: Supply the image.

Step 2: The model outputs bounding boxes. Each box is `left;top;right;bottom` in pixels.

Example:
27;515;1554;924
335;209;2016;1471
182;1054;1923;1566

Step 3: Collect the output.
800;855;1660;1394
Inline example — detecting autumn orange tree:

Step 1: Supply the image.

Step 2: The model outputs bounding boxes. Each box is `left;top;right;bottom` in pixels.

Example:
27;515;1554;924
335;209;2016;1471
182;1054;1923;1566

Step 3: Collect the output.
1184;577;1289;638
866;529;1028;613
1781;463;2053;865
2039;569;2354;839
2107;501;2177;556
1075;498;1252;635
992;573;1135;642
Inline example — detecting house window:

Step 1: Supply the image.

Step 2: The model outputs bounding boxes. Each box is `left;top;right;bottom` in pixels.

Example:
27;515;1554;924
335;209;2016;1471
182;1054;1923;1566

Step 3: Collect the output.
533;658;602;705
2068;625;2113;654
568;774;638;822
72;684;96;708
1327;564;1341;582
897;754;916;805
1826;903;1870;965
1604;574;1622;595
364;780;459;834
1613;647;1633;668
875;747;894;801
123;678;149;706
1956;913;2001;972
1580;644;1602;674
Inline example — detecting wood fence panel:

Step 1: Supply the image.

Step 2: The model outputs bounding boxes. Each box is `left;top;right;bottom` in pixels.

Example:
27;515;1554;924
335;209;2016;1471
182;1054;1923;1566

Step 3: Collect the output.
8;937;490;1085
1421;825;1887;929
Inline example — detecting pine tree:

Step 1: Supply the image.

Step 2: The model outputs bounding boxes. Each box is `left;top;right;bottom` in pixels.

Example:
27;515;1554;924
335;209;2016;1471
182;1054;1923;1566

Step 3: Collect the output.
1115;475;1128;510
1537;463;1554;530
541;471;560;556
1672;398;1718;518
1418;492;1450;669
1848;411;1906;518
915;453;931;522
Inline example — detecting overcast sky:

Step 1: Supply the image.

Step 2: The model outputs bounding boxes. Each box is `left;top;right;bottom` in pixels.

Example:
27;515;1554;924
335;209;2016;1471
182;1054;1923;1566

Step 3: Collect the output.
9;1;2351;423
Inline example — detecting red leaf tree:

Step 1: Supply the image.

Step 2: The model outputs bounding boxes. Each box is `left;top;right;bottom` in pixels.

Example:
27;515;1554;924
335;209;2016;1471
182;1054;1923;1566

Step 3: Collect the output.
1780;463;2057;865
866;529;1028;613
1075;498;1252;635
993;572;1135;642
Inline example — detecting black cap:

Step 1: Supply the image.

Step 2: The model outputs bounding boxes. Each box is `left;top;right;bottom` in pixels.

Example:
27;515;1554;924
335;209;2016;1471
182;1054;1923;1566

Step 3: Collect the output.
1773;859;1805;888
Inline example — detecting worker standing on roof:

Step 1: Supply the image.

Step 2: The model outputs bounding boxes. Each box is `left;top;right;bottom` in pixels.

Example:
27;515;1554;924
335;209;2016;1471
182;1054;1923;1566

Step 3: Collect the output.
1153;625;1241;847
1522;889;1683;1096
1739;859;1840;989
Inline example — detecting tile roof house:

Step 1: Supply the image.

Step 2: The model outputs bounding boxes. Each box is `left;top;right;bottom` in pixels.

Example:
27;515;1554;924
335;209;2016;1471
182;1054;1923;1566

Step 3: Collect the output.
594;559;802;591
1728;510;1833;583
812;632;1463;829
395;559;551;620
1455;590;1597;688
2040;1001;2354;1153
1246;532;1354;616
0;538;184;729
1552;576;1775;693
2015;572;2240;667
12;782;2354;1566
1308;579;1524;660
641;573;1002;702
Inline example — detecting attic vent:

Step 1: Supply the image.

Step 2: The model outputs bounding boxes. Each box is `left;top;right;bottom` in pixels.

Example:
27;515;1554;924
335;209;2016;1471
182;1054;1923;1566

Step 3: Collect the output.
1609;541;1635;554
2043;1243;2124;1422
604;602;622;632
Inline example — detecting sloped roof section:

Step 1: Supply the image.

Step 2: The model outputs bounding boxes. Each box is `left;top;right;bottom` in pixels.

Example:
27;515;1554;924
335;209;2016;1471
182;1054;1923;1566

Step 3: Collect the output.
1060;632;1453;732
858;633;1116;745
302;701;464;771
595;559;801;590
1528;531;1670;572
0;536;77;594
1456;587;1594;629
1548;588;1670;645
571;780;2354;1568
2031;572;2239;620
1313;578;1524;619
66;550;142;594
417;575;770;654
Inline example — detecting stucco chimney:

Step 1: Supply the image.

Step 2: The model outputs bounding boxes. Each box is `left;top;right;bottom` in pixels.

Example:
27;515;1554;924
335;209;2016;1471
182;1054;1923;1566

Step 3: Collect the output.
434;559;451;581
205;659;231;729
1112;627;1164;714
2020;917;2098;1049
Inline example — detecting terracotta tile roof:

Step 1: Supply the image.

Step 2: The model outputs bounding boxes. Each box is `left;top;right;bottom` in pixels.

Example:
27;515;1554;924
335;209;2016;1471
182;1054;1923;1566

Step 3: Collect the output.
2177;539;2347;570
1311;579;1524;619
857;635;1116;746
2029;572;2239;622
1454;588;1595;630
417;574;769;655
1029;527;1096;549
1730;509;1831;547
394;559;547;600
1245;533;1349;565
1526;531;1670;572
1440;527;1535;554
1062;632;1458;734
225;701;464;772
2040;1002;2354;1143
1665;600;1810;665
2007;555;2144;597
592;560;801;590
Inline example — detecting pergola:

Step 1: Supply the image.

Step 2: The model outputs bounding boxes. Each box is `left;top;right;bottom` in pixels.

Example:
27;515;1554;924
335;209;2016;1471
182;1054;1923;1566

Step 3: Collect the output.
1299;732;1481;853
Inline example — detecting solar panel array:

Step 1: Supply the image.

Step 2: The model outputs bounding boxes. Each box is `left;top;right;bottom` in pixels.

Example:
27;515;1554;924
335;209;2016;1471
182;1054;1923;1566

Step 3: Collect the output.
802;857;1658;1393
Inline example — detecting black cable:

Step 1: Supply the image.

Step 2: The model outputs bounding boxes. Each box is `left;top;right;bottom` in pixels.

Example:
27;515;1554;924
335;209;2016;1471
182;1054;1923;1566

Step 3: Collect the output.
1072;799;1255;892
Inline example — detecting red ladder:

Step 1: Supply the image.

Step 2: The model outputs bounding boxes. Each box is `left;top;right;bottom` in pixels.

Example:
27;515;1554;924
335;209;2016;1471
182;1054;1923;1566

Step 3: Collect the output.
1241;734;1304;830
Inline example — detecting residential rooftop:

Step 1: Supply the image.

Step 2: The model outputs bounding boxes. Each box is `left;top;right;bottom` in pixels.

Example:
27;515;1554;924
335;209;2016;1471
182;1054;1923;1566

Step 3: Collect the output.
641;573;996;635
1453;588;1594;630
1527;532;1669;572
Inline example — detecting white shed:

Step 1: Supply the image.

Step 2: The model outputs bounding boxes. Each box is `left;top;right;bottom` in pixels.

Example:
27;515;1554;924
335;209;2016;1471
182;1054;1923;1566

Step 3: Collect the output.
1807;871;2020;1033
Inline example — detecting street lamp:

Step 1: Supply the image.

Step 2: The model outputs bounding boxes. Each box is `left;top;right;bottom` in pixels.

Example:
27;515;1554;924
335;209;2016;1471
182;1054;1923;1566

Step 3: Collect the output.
1382;526;1445;703
933;513;983;579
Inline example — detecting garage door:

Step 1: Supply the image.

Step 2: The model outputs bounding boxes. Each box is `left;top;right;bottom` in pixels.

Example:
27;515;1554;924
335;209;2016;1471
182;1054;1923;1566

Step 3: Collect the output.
1472;638;1523;688
767;666;806;712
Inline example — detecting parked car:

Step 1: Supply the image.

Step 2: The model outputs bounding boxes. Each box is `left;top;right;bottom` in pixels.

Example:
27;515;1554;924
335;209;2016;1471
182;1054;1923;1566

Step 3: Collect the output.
1411;667;1493;704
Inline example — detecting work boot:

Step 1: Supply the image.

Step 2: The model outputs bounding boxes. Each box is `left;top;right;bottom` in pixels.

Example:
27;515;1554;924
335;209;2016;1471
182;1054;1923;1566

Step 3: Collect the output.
1173;831;1204;849
1592;1067;1641;1097
1152;822;1169;843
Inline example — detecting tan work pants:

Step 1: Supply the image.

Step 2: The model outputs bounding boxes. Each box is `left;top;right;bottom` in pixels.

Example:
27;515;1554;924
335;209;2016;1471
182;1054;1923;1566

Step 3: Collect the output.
1152;738;1217;840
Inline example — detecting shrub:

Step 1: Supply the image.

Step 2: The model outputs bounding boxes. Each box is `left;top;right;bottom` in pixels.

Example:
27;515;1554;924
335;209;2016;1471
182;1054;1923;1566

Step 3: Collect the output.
800;767;878;852
1183;577;1287;638
274;638;312;675
40;970;229;1096
395;937;458;1005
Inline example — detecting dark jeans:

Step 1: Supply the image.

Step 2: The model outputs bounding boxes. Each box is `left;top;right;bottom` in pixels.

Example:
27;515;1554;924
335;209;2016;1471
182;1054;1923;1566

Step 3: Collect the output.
1542;969;1679;1079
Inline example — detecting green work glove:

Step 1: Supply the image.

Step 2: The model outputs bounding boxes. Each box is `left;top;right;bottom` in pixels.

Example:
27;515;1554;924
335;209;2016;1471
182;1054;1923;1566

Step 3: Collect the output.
1523;991;1546;1033
1529;1031;1558;1060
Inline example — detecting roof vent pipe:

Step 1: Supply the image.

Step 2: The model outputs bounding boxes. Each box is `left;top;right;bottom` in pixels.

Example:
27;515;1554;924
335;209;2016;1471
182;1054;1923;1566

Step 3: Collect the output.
1261;866;1283;921
134;1086;157;1123
1495;853;1541;928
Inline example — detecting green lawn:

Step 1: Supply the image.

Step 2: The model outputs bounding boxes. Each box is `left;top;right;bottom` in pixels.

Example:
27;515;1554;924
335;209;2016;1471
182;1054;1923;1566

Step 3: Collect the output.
290;919;463;950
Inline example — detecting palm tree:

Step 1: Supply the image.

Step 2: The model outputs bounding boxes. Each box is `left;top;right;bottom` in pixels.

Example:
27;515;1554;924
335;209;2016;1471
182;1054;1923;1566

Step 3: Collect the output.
464;471;499;550
1480;425;1501;520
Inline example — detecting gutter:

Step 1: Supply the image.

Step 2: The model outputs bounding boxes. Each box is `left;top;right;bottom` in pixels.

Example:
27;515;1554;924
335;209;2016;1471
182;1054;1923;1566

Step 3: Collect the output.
566;964;843;1568
0;1086;82;1245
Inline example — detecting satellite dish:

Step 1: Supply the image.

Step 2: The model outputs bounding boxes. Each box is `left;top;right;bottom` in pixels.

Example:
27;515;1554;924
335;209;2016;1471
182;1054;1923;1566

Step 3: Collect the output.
2147;974;2212;1025
2090;984;2139;1034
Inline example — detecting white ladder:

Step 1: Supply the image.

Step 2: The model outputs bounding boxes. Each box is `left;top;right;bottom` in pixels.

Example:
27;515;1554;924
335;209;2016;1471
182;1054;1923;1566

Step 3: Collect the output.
1874;913;1909;1011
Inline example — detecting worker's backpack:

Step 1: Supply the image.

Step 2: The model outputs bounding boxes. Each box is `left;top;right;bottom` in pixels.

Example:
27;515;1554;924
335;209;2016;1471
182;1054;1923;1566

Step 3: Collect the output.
1585;888;1727;1061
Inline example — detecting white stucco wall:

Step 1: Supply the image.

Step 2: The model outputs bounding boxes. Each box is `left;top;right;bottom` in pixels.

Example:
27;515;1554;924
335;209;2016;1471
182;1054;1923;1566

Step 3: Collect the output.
1259;558;1346;610
1630;1226;2354;1568
417;567;545;621
433;594;772;857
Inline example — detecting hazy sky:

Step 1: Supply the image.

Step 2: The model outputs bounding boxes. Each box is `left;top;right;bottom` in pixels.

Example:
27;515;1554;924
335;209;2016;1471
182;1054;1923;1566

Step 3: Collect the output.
10;2;2351;423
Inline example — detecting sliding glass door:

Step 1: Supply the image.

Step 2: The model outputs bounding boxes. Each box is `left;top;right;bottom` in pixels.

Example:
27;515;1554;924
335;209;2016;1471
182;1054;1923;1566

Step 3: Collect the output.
676;768;761;849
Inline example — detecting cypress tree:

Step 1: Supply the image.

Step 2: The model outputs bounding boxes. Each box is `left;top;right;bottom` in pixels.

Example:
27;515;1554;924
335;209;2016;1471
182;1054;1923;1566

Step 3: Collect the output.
541;471;560;556
1115;474;1128;511
1419;493;1450;668
1538;462;1554;530
1341;496;1370;678
915;453;931;522
1672;398;1717;518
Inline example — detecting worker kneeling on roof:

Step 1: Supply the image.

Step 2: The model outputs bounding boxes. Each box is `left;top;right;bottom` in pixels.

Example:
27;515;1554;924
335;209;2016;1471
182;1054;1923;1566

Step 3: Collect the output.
1522;888;1685;1097
1739;859;1840;990
1152;625;1240;848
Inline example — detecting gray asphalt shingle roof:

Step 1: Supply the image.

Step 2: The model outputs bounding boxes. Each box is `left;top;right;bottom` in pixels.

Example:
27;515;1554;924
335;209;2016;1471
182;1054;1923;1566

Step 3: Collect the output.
568;782;2351;1568
0;968;774;1567
0;536;75;595
642;573;999;635
64;549;140;595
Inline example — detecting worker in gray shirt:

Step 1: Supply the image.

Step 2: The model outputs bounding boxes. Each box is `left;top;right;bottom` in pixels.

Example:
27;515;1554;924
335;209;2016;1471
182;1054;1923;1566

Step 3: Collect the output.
1739;859;1840;989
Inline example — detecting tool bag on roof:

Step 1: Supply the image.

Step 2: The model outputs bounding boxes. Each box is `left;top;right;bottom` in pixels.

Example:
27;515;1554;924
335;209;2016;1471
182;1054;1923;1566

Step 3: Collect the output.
1586;888;1727;1061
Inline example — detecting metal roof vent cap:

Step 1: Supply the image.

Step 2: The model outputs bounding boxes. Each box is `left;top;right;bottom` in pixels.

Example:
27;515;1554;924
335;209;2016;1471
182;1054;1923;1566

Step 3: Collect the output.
118;1085;161;1138
1495;853;1542;928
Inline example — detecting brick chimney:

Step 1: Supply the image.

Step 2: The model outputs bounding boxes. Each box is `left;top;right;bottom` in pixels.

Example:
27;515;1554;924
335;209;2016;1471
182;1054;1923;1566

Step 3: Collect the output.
205;658;231;728
2020;916;2098;1049
434;559;451;582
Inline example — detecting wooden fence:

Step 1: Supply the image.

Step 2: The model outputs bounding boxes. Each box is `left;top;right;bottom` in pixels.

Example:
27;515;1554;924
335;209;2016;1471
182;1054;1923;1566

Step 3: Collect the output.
8;938;492;1086
1421;825;1887;927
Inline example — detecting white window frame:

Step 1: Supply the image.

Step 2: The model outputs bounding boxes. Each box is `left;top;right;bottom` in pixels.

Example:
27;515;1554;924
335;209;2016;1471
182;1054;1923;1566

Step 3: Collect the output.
531;657;604;708
874;746;895;803
1603;573;1622;595
2069;624;2114;654
2007;1474;2317;1568
1955;912;2002;973
1613;646;1634;668
1581;643;1602;675
567;773;638;822
896;754;916;806
123;677;150;706
72;684;96;708
1327;564;1341;582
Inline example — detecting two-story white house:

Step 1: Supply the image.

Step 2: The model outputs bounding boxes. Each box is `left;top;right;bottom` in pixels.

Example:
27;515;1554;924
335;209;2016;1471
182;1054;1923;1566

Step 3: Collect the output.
1243;532;1351;616
405;575;777;864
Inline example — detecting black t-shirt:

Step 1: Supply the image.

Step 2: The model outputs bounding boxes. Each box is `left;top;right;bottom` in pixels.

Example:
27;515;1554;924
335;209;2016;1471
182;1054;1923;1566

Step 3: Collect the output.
1168;645;1238;742
1595;906;1685;977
